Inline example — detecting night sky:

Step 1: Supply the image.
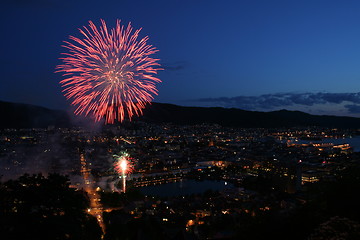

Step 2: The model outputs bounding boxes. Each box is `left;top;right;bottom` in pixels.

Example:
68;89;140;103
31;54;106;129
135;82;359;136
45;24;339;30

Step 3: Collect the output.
2;0;360;116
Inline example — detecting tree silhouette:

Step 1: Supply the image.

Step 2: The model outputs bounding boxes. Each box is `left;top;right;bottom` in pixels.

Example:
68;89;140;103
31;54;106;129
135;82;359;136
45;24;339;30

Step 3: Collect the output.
0;173;102;240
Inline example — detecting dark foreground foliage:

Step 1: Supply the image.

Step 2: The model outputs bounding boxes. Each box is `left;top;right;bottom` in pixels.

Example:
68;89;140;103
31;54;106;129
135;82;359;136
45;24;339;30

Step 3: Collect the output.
0;173;102;240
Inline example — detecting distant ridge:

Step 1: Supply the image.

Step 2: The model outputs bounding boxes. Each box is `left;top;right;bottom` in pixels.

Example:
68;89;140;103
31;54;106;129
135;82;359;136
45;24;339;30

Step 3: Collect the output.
139;103;360;128
1;100;360;128
0;101;71;129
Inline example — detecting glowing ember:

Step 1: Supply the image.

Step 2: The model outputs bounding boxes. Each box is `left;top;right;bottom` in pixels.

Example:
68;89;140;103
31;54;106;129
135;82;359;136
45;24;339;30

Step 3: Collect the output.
120;159;127;172
56;19;162;124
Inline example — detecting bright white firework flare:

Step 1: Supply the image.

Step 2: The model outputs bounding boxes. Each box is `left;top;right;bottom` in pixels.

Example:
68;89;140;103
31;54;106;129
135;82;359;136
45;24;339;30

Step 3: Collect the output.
113;152;132;193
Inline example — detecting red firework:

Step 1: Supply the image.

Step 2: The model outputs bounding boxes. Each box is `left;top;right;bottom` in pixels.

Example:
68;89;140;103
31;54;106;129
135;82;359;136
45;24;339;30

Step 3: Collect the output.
56;19;161;124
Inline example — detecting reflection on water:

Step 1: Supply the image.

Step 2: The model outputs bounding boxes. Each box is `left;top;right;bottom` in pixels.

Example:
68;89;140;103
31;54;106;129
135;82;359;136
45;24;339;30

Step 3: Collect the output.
286;136;360;152
140;179;233;197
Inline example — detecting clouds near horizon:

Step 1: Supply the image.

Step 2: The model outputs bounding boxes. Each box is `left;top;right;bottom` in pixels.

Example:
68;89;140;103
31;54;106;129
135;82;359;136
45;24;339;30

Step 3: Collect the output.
191;92;360;116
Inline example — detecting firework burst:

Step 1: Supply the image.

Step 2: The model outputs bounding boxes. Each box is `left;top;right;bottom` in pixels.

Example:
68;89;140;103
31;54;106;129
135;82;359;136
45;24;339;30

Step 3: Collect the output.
56;19;162;124
113;152;133;175
113;152;133;193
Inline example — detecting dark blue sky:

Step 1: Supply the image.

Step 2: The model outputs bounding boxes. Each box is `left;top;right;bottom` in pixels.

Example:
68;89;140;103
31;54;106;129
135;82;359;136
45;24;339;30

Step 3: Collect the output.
2;0;360;116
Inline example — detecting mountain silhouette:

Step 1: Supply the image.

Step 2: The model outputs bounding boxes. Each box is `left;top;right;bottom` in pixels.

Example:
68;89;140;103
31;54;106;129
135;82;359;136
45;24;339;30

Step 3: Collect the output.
1;100;360;128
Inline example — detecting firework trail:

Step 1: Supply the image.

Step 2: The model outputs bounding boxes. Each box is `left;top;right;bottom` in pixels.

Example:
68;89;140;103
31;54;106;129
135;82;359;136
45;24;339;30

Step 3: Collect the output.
56;19;162;124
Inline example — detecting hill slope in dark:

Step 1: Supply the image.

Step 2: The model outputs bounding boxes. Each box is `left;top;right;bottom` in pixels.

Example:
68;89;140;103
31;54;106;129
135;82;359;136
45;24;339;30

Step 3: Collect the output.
0;101;71;129
139;103;360;128
1;100;360;129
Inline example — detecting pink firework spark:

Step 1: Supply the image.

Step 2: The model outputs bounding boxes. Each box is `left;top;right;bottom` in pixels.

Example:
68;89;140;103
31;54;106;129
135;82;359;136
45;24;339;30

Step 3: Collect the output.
56;19;162;124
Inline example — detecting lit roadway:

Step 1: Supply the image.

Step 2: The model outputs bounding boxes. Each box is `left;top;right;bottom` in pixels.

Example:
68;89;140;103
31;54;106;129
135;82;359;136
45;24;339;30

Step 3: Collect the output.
80;153;106;237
